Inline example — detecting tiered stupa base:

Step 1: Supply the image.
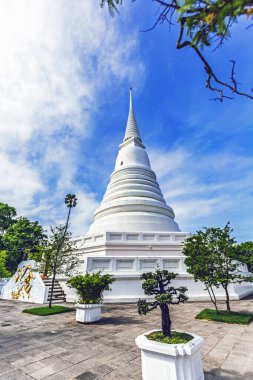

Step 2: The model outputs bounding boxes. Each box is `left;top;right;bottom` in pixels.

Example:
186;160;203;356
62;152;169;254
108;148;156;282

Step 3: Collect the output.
59;231;253;303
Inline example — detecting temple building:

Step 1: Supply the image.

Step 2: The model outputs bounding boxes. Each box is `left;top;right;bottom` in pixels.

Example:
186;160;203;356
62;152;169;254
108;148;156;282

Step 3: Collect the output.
62;91;253;303
2;91;252;305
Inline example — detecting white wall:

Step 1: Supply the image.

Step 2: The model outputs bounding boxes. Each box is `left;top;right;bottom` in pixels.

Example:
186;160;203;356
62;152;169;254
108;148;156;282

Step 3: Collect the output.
1;260;48;304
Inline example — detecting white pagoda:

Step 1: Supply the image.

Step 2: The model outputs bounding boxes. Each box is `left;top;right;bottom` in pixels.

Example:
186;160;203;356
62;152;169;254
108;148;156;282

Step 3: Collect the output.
65;91;252;303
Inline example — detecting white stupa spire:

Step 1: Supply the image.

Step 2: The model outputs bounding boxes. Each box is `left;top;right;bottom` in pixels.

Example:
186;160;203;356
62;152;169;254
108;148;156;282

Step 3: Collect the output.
123;88;142;143
87;92;180;234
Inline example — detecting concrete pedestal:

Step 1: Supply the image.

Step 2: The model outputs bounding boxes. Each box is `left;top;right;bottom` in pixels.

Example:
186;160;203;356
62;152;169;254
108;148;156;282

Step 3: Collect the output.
75;303;101;323
135;330;204;380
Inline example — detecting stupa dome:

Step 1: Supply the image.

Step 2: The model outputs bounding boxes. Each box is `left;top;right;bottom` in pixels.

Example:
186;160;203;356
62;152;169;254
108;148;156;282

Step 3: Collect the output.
87;90;180;234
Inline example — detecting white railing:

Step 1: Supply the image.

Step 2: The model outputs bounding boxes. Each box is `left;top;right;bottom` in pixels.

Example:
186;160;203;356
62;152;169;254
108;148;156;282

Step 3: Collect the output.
87;256;188;275
81;231;189;247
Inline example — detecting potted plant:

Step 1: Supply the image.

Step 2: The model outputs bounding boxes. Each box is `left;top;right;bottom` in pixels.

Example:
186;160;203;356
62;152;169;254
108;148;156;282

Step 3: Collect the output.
67;272;115;323
135;269;204;380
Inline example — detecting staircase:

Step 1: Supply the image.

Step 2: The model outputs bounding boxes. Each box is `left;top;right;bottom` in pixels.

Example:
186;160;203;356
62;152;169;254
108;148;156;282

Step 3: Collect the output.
43;279;66;303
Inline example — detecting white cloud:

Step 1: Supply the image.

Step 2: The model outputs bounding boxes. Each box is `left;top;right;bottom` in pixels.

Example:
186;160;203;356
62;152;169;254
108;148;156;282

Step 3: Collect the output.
0;0;144;234
0;154;44;210
149;147;253;241
148;148;190;178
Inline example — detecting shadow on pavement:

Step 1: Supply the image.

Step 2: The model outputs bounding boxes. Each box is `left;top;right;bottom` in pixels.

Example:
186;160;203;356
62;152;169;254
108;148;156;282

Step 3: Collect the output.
205;368;253;380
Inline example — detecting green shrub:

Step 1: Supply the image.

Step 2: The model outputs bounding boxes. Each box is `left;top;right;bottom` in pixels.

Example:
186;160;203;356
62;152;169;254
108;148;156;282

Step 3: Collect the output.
67;272;115;304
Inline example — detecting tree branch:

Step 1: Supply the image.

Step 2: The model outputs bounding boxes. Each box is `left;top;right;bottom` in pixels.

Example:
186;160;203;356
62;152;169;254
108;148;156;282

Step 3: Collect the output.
147;301;158;311
176;20;253;101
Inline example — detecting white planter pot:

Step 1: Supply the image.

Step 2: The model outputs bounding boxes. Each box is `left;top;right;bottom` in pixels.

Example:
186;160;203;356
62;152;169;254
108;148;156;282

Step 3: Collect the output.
135;330;204;380
75;303;102;323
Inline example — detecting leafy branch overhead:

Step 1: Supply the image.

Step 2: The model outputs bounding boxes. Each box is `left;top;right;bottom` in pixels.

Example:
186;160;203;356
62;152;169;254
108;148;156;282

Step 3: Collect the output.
100;0;253;102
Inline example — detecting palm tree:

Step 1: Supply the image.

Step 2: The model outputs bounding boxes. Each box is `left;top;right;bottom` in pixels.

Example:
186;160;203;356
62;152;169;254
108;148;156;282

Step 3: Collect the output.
64;194;78;233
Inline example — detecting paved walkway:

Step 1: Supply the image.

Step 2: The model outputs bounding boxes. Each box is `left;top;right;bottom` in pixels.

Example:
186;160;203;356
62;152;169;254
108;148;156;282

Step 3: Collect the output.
0;298;253;380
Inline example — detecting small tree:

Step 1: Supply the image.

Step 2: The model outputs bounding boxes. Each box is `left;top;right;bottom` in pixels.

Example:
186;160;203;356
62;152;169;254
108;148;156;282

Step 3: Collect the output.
137;269;188;337
183;231;220;312
38;193;78;307
237;241;253;273
184;223;253;313
67;272;115;304
39;226;79;307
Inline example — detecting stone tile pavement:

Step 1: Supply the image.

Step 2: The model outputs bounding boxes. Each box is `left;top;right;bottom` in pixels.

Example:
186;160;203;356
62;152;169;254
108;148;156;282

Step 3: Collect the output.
0;297;253;380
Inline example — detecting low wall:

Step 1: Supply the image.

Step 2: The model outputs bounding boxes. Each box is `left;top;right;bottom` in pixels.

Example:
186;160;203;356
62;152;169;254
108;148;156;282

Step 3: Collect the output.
84;256;253;302
102;275;253;303
0;260;48;304
58;273;253;304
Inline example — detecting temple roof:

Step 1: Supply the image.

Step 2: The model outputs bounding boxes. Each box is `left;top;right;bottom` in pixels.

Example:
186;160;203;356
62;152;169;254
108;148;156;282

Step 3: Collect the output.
123;89;142;143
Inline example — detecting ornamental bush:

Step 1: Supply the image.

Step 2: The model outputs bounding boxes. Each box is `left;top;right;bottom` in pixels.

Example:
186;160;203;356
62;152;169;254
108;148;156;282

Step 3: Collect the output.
137;269;188;337
183;223;253;313
67;272;115;304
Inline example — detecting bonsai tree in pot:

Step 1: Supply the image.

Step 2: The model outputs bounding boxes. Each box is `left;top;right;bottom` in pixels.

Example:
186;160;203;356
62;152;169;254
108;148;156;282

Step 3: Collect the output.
67;272;115;323
137;269;188;337
135;268;204;380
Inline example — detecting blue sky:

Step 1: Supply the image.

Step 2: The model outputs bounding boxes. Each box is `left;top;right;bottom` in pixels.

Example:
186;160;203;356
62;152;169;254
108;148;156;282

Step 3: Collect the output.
0;0;252;242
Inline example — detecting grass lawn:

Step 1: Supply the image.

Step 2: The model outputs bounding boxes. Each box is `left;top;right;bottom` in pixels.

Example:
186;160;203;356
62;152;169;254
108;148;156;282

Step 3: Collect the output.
23;305;75;316
196;308;253;325
147;331;193;344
